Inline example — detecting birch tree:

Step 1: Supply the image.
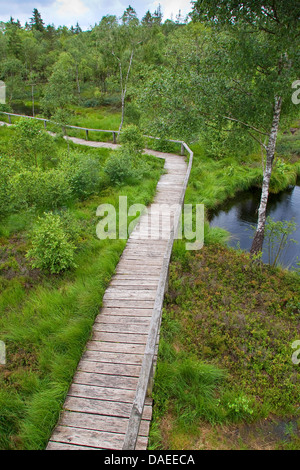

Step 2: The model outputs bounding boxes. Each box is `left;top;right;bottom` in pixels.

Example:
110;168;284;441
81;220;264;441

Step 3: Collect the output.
191;0;300;254
112;7;141;132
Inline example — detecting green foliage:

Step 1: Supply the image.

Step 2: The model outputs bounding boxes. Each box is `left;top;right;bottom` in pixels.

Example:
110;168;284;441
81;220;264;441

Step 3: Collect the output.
41;52;76;116
119;124;145;156
0;131;164;449
264;216;298;268
0;155;20;218
150;243;300;448
26;212;77;274
224;394;254;421
14;118;56;167
59;152;101;200
10;168;72;211
104;147;135;185
154;356;226;426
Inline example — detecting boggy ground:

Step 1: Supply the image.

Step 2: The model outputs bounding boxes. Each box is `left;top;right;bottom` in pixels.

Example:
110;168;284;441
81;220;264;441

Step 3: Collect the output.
149;243;300;450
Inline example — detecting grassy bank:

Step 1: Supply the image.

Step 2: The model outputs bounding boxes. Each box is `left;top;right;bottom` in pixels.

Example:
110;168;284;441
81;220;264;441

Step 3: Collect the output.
0;124;165;449
187;130;300;213
148;128;300;451
149;242;300;450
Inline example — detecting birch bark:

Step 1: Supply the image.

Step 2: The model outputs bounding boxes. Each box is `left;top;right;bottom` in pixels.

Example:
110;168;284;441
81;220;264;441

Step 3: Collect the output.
250;96;282;255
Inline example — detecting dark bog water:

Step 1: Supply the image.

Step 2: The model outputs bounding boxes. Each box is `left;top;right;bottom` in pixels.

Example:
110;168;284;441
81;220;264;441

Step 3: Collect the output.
209;184;300;270
12;103;41;116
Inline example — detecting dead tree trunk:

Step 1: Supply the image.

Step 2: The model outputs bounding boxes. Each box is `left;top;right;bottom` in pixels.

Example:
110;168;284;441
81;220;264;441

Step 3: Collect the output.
250;96;282;255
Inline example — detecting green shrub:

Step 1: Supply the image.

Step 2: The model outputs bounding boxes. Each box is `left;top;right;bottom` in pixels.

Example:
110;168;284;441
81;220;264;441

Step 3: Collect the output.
26;212;77;274
60;153;101;200
104;148;135;185
225;394;254;422
10;169;72;211
0;155;20;218
14;118;57;168
119;124;144;156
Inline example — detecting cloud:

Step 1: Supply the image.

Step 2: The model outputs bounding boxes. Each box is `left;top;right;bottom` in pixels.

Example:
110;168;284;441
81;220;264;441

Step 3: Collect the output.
148;0;193;20
0;0;193;29
55;0;89;17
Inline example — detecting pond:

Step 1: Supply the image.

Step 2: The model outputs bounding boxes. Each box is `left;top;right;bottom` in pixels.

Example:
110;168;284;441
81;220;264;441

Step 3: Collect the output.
209;184;300;270
12;102;41;116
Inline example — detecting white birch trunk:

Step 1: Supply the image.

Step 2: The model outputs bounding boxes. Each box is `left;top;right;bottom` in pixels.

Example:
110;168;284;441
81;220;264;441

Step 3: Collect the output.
250;96;282;255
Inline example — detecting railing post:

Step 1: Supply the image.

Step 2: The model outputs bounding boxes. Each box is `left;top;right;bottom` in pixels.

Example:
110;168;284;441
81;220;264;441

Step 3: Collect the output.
44;120;47;129
8;114;11;124
181;143;184;156
113;131;116;144
85;129;89;140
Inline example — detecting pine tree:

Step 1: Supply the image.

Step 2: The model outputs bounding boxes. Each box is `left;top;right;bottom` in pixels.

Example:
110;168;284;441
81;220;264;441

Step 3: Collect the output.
29;8;45;32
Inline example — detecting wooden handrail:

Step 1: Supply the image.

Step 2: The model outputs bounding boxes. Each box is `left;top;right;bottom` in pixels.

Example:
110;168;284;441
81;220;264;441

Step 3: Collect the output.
0;111;187;153
122;142;194;450
0;111;120;143
0;109;194;449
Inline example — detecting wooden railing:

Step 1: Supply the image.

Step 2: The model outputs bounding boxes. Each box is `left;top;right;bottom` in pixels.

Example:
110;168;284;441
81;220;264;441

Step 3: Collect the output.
0;111;186;154
0;111;119;143
0;109;194;449
122;141;193;450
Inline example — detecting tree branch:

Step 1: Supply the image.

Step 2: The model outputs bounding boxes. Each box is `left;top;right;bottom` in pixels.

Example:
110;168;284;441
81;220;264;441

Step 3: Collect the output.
221;115;269;136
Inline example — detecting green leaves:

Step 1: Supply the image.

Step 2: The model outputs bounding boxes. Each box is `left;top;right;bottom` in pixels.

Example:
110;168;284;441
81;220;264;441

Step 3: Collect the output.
26;212;77;274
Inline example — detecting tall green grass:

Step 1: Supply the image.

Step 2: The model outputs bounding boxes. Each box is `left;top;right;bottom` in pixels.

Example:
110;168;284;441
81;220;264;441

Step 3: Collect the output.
0;129;165;449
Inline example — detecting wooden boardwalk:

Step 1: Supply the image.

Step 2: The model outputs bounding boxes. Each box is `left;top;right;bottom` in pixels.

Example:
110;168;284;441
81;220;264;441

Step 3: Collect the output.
0;119;191;450
46;144;188;451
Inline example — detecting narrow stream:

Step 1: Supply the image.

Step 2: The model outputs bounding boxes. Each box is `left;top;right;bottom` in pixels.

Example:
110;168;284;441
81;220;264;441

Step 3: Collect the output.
209;184;300;270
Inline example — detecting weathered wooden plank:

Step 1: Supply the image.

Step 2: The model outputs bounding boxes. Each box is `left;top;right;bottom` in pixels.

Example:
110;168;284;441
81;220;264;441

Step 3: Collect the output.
93;323;149;335
124;245;166;252
103;289;157;300
64;396;152;420
92;331;148;344
115;262;162;270
110;273;160;281
82;350;144;365
57;410;150;436
95;314;151;324
49;426;148;450
67;383;137;402
77;360;141;377
47;441;99;450
73;371;138;390
117;257;164;266
126;239;167;245
85;341;146;354
102;300;155;309
99;306;154;316
107;281;157;289
68;384;153;409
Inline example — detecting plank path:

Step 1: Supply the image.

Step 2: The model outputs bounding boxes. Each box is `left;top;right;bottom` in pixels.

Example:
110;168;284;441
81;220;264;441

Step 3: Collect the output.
39;136;187;450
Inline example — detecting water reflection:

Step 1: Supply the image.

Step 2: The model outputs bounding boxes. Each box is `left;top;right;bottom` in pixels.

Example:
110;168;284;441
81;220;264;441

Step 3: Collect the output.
209;185;300;269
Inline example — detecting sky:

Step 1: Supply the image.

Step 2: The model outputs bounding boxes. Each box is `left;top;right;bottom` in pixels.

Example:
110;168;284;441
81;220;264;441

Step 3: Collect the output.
0;0;194;29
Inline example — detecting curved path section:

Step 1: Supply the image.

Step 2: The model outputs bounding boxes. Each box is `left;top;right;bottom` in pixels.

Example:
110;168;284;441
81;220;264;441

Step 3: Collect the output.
0;118;191;450
46;140;188;450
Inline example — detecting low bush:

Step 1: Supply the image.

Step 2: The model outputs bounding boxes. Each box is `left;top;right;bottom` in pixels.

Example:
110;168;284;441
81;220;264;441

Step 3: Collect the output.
26;212;77;274
13;118;57;168
60;153;101;200
10;169;72;211
104;148;135;185
119;124;145;156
